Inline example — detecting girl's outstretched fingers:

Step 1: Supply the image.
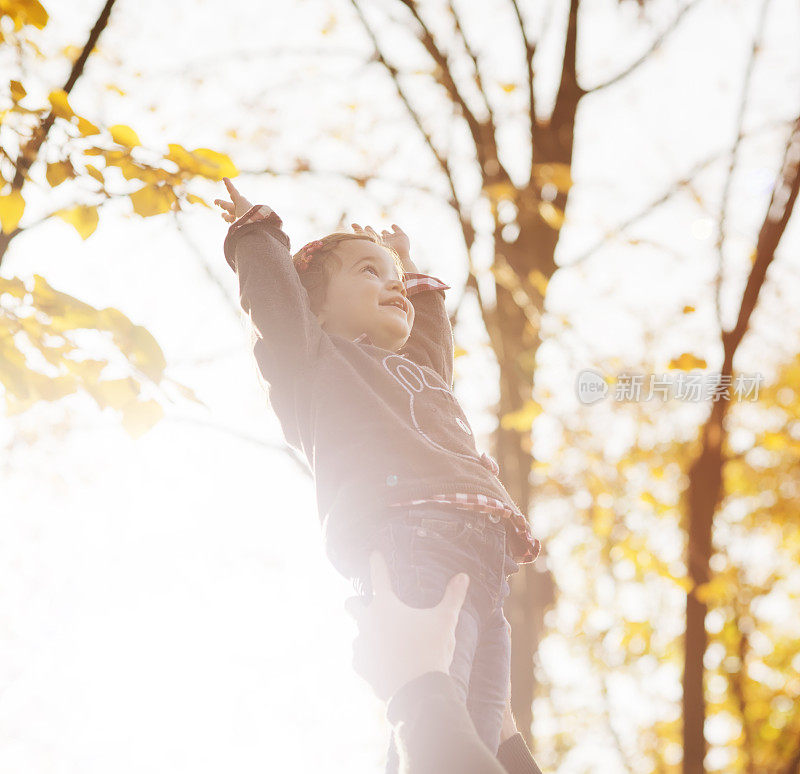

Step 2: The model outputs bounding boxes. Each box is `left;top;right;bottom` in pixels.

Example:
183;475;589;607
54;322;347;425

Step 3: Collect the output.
214;198;235;222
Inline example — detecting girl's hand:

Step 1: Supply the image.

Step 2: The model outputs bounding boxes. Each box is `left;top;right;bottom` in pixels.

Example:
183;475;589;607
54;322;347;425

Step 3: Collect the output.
381;224;411;260
351;222;410;260
352;222;416;272
214;177;255;223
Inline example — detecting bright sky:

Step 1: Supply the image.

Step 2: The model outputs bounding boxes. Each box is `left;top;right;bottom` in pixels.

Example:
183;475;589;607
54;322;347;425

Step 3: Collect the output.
2;0;799;772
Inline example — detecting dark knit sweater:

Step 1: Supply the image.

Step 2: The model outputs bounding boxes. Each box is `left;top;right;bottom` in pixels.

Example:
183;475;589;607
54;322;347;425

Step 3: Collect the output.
223;212;536;579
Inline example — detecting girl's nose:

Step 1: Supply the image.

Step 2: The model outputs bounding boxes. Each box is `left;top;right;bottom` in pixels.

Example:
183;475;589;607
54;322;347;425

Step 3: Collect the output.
387;277;406;295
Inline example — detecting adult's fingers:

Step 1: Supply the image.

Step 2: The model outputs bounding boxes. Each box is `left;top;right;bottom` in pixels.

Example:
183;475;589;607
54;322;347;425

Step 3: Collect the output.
437;572;470;619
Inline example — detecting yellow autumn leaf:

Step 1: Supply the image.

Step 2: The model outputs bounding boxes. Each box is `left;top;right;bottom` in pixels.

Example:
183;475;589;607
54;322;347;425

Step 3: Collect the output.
92;377;140;410
32;274;100;329
48;89;74;119
56;205;99;239
0;277;27;299
9;0;48;29
46;161;73;187
10;80;26;101
185;193;209;208
761;431;786;451
166;144;237;181
482;181;516;205
321;12;337;34
169;379;207;408
0;339;29;397
528;270;549;296
129;184;175;217
668;353;707;370
77;116;100;136
109;124;140;147
63;357;106;382
592;507;615;538
127;324;167;382
121;399;164;439
500;82;517;93
532;163;573;193
694;575;730;605
682;305;696;314
62;44;82;62
454;345;468;358
29;372;78;401
500;399;542;432
0;191;25;233
538;201;565;230
669;574;694;593
85;164;104;184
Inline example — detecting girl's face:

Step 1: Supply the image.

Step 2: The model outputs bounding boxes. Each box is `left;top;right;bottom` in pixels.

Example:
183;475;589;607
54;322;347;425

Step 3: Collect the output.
317;240;414;351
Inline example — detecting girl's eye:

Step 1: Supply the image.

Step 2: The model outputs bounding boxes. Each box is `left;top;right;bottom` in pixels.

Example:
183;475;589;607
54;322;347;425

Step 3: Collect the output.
363;265;379;276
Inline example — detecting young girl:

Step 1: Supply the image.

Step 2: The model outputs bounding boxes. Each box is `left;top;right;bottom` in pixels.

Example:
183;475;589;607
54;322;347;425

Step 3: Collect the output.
215;177;541;771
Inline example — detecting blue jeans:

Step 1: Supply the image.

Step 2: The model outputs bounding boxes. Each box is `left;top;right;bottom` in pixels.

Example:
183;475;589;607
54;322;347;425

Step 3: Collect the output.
351;506;520;772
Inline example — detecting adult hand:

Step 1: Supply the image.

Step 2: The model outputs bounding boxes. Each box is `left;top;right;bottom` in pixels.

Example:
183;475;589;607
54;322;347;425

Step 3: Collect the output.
345;551;470;702
214;177;256;223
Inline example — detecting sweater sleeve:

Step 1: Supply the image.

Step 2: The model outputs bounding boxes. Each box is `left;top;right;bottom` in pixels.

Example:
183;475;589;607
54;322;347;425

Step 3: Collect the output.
223;206;327;448
386;671;508;774
496;733;544;774
400;273;454;387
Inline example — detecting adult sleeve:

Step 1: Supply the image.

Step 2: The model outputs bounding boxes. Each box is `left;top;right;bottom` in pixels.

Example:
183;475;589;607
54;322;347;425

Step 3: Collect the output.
400;273;454;387
496;733;545;774
386;671;508;774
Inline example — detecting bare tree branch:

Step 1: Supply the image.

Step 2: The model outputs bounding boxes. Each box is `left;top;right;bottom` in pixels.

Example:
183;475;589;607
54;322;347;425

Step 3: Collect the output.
723;114;800;353
173;210;243;322
563;119;795;268
394;0;504;179
713;0;773;331
349;0;463;212
508;0;539;179
551;0;581;132
446;0;498;139
0;0;119;267
580;1;703;96
238;164;448;204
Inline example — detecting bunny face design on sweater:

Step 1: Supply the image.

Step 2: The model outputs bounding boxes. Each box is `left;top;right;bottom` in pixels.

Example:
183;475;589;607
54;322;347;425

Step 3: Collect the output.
382;353;481;464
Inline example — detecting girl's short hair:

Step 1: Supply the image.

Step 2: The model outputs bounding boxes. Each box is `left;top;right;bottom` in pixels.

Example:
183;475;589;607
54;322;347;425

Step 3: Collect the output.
292;231;405;315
